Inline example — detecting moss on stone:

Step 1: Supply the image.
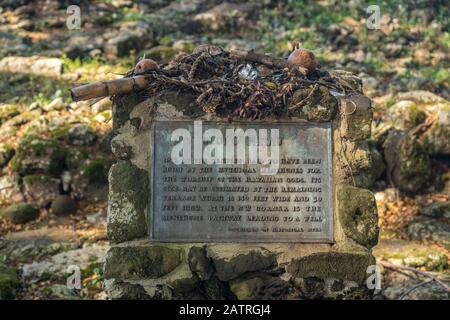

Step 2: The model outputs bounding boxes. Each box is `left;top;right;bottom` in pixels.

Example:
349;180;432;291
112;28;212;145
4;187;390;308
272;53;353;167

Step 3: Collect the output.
11;135;67;175
287;251;375;284
340;93;373;141
157;90;205;118
1;203;39;224
108;161;149;243
143;45;178;63
383;130;430;193
104;245;182;279
291;86;338;122
0;143;15;167
113;95;147;130
80;158;112;186
423;105;450;155
385;100;426;131
207;245;277;281
338;185;379;248
0;262;20;299
0;104;19;125
65;149;89;170
49;123;72;140
23;174;52;184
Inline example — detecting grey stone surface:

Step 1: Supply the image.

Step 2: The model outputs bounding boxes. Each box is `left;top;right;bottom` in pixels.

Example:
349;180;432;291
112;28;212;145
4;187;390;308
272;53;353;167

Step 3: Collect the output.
107;160;148;243
207;245;277;281
383;130;430;193
104;245;182;279
1;203;39;224
338;185;379;248
23;174;60;208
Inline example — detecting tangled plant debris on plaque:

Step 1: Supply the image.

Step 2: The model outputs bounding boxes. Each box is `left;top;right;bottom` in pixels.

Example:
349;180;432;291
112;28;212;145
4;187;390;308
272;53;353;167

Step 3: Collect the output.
71;44;362;120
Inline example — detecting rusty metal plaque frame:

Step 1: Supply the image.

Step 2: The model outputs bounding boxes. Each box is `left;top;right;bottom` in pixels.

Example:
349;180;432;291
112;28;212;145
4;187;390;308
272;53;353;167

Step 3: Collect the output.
149;120;333;243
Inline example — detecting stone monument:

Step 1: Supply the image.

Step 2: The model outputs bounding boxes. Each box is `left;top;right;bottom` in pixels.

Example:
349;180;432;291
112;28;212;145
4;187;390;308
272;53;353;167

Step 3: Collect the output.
104;71;379;300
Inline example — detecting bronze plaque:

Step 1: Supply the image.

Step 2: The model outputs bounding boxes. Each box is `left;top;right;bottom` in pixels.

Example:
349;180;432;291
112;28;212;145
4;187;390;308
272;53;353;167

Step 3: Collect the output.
150;121;333;242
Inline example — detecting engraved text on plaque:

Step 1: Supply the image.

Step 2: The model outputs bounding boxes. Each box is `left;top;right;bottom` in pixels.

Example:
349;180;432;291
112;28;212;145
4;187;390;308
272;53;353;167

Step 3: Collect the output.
150;121;333;242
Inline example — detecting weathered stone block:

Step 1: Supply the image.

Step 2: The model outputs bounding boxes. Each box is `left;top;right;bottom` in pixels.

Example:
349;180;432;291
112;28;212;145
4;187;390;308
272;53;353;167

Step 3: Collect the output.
383;130;430;193
229;274;289;300
287;251;375;284
188;246;213;281
23;174;60;208
207;245;277;281
335;140;385;188
338;185;379;248
104;245;182;279
290;86;338;122
108;161;148;243
339;94;372;141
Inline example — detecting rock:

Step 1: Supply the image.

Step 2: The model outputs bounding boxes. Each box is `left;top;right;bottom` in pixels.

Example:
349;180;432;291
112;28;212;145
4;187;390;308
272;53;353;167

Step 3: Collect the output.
407;218;450;250
1;238;78;264
43;97;64;112
373;239;448;271
22;243;108;280
71;158;111;201
202;276;232;300
107;161;148;243
0;56;62;78
51;195;77;216
188;246;213;281
0;174;24;203
382;269;450;300
65;149;89;171
104;279;152;300
104;245;182;279
385;100;426;130
48;284;80;300
290;85;338;122
104;22;153;58
1;203;39;224
94;110;112;123
292;277;367;299
167;262;199;295
338;185;379;248
423;105;450;155
194;2;260;32
67;124;97;146
142;45;179;64
11;135;67;175
64;35;104;60
4;226;80;244
420;202;450;219
23;174;60;208
0;104;20;125
99;129;114;155
396;91;446;105
383;43;404;58
86;212;106;227
338;93;372;141
331;70;363;92
287;251;375;285
336;141;385;188
382;130;430;193
0;262;20;299
229;274;289;300
92;98;112;114
207;245;276;281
